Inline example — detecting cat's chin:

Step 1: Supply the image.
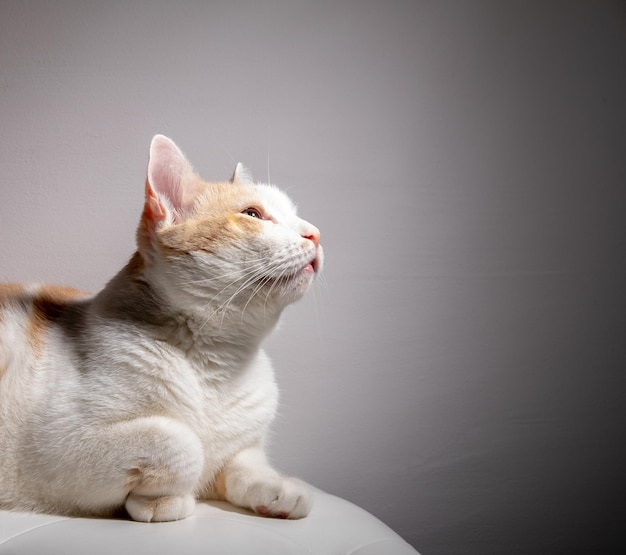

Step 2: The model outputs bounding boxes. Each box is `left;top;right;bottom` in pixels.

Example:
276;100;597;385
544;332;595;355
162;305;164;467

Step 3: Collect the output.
268;265;317;304
291;250;323;296
269;250;321;289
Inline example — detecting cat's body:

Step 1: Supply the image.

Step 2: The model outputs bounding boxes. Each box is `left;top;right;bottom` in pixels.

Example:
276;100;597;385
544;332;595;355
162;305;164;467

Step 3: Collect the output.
0;135;322;522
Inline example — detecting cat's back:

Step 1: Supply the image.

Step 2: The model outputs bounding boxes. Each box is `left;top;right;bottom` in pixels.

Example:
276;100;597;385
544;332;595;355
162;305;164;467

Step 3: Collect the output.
0;283;89;384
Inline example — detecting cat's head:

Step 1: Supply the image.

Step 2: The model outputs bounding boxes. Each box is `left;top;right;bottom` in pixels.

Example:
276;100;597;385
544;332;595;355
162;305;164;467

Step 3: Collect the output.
135;135;323;325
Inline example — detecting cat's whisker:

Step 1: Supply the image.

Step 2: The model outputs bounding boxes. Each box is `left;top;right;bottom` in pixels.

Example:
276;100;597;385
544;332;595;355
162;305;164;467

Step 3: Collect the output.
215;272;265;325
242;270;278;321
176;258;271;287
197;261;268;298
197;263;272;332
198;280;258;332
262;263;294;314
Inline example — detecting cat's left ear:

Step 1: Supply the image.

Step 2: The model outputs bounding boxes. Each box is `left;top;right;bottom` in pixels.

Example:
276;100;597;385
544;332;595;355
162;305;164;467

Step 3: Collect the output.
230;163;254;185
144;134;201;226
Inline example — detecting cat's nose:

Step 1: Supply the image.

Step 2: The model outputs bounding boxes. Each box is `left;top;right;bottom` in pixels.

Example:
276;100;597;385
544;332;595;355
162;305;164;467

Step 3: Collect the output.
302;226;320;248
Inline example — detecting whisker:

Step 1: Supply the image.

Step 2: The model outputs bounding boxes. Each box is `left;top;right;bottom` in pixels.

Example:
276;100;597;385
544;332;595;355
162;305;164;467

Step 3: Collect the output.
177;257;272;286
197;261;272;332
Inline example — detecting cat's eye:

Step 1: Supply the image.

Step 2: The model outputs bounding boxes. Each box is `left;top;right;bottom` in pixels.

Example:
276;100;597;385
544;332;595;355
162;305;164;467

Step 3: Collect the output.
242;208;263;219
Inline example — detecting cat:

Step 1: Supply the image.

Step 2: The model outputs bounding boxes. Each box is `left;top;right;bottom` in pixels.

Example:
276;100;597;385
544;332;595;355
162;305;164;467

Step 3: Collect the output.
0;135;323;522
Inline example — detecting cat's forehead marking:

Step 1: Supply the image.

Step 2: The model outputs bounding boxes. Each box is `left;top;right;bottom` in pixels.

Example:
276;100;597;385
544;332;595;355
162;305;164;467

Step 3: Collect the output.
192;182;298;226
156;182;259;255
156;181;300;257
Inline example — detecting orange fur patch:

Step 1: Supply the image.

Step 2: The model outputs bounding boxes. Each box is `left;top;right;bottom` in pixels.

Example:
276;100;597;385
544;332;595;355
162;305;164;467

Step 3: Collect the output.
28;285;89;354
0;283;26;304
0;284;89;381
0;284;88;378
156;181;264;256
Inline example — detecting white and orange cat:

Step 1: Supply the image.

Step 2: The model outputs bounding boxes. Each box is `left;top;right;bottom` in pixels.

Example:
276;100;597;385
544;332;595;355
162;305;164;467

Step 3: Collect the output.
0;135;322;522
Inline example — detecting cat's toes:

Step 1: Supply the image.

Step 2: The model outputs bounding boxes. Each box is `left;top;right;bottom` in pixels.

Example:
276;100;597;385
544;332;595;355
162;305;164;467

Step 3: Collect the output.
245;476;312;519
125;493;195;522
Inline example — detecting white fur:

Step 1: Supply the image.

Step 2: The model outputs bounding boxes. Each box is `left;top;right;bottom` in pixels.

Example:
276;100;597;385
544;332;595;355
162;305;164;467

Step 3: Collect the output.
0;136;323;522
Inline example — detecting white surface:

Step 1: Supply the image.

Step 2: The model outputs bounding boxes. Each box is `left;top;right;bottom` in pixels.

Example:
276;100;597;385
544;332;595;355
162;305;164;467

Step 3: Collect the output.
0;488;417;555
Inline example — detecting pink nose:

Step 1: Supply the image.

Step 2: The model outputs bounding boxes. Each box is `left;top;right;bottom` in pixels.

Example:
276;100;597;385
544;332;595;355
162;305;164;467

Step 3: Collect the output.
302;226;320;248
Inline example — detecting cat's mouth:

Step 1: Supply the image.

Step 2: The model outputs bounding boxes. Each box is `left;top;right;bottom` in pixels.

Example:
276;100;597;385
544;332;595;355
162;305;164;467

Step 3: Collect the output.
303;252;322;275
303;259;317;274
260;250;322;289
269;256;319;285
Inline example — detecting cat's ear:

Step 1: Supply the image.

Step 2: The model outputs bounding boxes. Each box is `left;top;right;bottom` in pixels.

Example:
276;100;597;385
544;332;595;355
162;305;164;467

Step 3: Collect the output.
230;162;254;185
144;134;201;226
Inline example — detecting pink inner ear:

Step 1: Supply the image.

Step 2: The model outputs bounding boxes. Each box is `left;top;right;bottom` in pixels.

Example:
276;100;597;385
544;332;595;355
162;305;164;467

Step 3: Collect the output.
147;135;199;220
143;180;167;223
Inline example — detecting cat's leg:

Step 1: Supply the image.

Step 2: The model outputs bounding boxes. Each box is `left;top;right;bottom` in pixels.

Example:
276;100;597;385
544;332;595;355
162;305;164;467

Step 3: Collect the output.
211;444;312;519
91;416;204;522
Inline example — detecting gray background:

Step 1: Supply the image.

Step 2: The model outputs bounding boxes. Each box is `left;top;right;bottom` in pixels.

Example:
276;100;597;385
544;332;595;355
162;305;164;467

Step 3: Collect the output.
1;1;625;553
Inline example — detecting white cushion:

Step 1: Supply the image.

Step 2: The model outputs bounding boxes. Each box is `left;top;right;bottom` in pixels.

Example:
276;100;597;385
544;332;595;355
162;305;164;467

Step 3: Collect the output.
0;487;418;554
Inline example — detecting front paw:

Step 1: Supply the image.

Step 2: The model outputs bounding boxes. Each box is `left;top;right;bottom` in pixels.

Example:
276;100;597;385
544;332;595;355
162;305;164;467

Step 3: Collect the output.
125;493;195;522
233;475;312;519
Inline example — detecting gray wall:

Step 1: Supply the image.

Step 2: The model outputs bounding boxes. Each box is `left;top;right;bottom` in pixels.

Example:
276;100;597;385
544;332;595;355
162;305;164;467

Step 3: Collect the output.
1;1;624;553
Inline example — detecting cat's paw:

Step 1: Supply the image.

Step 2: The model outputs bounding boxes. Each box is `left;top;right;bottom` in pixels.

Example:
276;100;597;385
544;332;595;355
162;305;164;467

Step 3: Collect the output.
125;492;195;522
233;475;312;519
